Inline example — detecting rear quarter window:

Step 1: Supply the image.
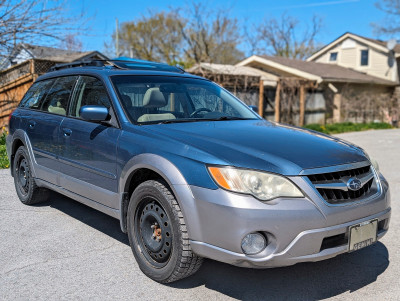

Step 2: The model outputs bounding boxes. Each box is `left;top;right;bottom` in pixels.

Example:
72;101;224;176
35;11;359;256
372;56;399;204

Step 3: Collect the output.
19;79;54;109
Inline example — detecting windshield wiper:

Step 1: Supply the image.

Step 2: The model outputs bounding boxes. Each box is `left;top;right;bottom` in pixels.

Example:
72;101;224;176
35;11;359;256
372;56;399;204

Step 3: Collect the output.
158;118;203;124
200;116;253;121
157;116;253;124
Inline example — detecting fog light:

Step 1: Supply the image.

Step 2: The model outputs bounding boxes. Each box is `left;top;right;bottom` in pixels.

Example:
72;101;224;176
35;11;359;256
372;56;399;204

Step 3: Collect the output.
241;233;267;255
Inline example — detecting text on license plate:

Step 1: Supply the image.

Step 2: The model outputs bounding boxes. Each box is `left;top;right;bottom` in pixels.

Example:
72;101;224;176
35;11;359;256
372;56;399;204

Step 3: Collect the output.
348;219;378;252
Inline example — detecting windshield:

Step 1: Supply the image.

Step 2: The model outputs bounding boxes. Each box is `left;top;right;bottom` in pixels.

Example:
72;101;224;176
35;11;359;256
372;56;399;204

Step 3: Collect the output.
111;75;259;124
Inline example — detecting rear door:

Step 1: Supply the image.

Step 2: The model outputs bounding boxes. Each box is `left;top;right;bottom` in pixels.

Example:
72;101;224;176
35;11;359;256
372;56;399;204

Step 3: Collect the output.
19;76;77;184
58;75;120;208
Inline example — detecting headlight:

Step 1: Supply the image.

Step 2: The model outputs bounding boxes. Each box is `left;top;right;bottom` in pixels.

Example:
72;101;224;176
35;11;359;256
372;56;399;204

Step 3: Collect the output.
208;166;304;201
362;149;379;173
371;157;380;173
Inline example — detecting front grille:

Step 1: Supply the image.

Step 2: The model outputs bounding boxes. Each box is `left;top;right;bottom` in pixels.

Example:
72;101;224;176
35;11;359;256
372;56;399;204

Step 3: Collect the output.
307;165;378;204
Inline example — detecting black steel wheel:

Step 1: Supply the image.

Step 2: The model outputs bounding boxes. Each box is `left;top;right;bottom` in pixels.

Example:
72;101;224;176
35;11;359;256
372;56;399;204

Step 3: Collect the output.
15;155;31;196
13;146;50;205
127;180;203;283
135;197;173;268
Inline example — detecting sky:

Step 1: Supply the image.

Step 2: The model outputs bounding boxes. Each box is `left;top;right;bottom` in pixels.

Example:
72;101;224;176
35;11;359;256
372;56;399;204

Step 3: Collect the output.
64;0;388;55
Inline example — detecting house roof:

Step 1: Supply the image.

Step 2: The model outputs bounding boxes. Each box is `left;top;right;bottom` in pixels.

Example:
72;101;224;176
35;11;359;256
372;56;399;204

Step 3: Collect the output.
20;43;106;62
187;62;278;85
307;32;400;62
237;55;398;86
0;43;108;70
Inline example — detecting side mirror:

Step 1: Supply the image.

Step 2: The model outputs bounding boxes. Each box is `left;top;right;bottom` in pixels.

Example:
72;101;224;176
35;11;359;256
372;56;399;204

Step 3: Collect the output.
79;105;109;122
248;105;259;113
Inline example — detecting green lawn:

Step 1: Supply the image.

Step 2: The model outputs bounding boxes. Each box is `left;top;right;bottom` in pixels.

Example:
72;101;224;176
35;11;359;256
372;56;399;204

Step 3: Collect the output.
304;122;393;135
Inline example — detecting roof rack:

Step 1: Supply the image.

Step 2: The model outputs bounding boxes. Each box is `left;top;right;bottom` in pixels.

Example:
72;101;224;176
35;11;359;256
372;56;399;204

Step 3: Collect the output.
49;59;185;73
49;60;124;72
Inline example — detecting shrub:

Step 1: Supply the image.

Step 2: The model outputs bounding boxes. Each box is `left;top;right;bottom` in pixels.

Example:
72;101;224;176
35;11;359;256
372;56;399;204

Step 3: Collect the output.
304;122;393;135
0;127;6;145
0;127;10;169
0;145;9;169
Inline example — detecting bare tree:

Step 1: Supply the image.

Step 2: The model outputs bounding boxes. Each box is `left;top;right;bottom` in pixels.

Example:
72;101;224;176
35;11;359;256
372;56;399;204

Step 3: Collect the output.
114;2;244;66
176;2;244;65
59;34;83;52
0;0;84;58
372;0;400;36
249;14;323;60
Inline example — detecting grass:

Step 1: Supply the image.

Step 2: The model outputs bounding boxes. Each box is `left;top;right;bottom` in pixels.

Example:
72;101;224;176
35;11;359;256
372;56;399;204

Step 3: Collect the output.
303;122;393;135
0;128;9;169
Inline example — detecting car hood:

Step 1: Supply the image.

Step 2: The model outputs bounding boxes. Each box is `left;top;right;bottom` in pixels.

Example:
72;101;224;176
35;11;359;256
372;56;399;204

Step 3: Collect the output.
142;120;368;175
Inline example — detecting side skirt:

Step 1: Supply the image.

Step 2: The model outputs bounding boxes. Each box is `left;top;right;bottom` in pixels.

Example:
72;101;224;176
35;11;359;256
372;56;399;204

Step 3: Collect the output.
35;177;120;220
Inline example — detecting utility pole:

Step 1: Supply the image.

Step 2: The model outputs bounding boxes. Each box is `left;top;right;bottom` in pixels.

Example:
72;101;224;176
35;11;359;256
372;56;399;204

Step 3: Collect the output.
115;18;119;57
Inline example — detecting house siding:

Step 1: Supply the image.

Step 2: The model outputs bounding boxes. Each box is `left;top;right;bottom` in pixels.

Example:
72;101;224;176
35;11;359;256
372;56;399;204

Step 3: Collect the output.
312;37;397;82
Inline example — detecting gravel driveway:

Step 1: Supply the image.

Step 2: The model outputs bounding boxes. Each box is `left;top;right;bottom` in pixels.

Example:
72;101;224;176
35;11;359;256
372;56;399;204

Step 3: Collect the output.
1;129;399;301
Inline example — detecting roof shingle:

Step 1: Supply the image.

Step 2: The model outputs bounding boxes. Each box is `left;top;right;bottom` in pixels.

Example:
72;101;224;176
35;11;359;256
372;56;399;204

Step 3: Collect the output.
260;55;398;86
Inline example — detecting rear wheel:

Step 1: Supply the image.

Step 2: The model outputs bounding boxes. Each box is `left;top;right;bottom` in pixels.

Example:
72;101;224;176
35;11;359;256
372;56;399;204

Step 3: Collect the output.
13;146;50;205
127;180;203;283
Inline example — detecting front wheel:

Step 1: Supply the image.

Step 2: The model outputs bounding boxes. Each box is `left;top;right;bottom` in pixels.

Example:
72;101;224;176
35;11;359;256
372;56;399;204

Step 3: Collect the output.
127;180;203;283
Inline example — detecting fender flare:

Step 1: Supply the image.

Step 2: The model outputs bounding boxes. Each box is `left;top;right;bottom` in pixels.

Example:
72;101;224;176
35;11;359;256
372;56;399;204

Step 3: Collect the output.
9;130;37;178
118;153;201;237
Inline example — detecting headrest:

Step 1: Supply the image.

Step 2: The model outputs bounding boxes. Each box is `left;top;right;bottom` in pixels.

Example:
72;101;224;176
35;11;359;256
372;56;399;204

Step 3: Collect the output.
137;113;176;122
142;88;167;108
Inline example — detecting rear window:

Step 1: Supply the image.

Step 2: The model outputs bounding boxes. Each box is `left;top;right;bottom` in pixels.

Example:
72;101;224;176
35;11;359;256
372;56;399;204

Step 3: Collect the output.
19;76;78;116
41;76;78;116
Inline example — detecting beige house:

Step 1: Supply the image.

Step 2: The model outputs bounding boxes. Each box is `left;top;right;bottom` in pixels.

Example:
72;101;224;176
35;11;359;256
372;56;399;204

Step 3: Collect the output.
234;33;400;125
307;32;400;83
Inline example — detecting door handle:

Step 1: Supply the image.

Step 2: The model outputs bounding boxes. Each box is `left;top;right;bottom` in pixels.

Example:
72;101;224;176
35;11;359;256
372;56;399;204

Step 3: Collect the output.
62;128;72;137
28;121;36;129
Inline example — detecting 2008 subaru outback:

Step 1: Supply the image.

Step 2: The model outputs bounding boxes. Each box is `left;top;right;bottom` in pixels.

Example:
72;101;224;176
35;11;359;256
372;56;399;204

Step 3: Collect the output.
6;59;391;283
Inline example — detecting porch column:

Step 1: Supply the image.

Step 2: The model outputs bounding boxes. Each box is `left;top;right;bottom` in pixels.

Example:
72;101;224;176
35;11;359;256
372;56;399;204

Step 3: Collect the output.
258;79;264;117
274;80;281;122
333;93;342;123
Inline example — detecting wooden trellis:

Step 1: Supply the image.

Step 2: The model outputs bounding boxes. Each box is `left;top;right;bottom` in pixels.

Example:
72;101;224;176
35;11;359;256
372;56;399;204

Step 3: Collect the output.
274;78;318;126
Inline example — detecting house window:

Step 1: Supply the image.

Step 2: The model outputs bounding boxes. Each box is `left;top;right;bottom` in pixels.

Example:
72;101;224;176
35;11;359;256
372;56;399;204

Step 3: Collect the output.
329;52;338;62
360;49;369;66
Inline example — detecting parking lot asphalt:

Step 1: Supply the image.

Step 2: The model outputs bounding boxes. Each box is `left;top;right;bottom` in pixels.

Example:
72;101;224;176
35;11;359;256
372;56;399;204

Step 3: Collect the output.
1;129;399;301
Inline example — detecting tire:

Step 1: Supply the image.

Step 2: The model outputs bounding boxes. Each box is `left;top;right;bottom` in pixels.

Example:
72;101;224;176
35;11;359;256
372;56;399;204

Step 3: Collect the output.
127;180;203;283
13;146;50;205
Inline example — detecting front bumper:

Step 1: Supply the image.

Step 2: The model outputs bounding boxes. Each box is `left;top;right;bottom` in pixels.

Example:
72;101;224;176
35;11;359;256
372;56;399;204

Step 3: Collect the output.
182;175;391;268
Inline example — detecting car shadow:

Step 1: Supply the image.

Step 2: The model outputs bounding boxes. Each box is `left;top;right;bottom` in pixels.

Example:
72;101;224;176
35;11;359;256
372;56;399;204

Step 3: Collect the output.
37;193;389;301
36;192;130;246
171;244;389;301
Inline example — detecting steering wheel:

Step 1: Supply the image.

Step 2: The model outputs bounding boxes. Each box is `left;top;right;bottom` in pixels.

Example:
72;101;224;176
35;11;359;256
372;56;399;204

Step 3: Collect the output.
190;108;212;118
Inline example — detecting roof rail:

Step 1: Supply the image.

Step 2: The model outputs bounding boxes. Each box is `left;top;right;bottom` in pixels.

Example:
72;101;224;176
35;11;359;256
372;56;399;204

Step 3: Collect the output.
49;59;185;73
49;60;123;72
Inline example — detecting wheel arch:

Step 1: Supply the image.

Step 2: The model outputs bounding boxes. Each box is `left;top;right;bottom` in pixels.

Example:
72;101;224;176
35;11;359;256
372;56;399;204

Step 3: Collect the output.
9;130;35;177
119;154;198;235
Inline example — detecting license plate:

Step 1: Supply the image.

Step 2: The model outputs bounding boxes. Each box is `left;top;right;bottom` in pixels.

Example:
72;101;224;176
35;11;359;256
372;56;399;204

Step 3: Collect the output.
348;219;378;252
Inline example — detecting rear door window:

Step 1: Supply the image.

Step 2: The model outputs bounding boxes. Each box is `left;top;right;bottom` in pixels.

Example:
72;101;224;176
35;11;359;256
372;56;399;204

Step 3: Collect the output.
19;79;55;110
41;76;78;116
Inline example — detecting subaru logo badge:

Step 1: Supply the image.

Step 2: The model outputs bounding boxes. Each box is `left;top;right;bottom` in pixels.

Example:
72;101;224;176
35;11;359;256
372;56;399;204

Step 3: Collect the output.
347;178;362;191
